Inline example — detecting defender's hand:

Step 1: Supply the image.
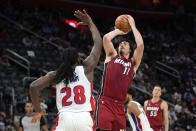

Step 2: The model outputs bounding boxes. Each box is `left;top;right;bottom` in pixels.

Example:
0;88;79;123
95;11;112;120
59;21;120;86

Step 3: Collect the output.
31;112;48;123
74;9;93;26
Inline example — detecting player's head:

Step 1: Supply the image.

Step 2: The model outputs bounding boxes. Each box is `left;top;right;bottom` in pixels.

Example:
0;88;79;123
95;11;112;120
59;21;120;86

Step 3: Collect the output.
55;47;79;85
127;88;136;101
152;85;162;98
116;36;134;58
24;102;34;114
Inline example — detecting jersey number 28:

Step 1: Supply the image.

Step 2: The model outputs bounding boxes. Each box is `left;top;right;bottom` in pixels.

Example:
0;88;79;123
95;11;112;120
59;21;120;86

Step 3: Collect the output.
60;86;86;106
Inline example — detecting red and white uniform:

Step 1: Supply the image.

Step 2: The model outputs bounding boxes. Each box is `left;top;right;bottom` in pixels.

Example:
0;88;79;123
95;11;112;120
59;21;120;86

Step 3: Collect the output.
95;55;134;131
127;101;153;131
146;99;163;131
53;66;95;131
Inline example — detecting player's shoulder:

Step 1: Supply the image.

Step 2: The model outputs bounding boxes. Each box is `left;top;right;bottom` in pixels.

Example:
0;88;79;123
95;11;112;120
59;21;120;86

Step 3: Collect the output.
19;114;26;123
128;101;139;109
144;99;150;104
46;71;56;76
161;100;168;106
19;115;25;120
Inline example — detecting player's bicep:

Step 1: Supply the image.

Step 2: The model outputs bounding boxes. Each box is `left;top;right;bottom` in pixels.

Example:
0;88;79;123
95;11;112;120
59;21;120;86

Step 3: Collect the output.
133;44;144;72
103;35;117;58
30;71;56;89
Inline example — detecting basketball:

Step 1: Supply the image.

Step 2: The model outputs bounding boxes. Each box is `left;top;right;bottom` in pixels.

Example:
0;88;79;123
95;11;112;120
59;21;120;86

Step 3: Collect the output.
115;15;131;33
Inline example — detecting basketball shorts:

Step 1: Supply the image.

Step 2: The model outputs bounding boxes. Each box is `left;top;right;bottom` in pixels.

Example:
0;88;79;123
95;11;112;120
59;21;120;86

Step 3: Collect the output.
53;111;95;131
95;96;126;131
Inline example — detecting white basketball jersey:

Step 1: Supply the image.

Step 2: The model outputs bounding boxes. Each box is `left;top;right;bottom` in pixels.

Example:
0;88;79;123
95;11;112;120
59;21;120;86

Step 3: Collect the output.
127;101;151;131
56;66;95;113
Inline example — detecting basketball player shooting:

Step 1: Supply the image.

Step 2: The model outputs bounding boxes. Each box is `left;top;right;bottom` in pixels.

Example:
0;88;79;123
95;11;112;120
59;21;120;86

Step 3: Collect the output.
29;9;102;131
95;15;144;131
144;85;169;131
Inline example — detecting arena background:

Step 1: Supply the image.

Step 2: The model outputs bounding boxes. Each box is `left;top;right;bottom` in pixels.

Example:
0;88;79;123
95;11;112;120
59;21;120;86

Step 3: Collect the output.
0;0;196;130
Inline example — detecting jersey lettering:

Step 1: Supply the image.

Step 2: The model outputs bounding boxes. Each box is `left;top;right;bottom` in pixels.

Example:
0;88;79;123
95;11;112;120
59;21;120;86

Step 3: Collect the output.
74;86;86;104
61;85;86;106
123;67;130;75
150;110;158;117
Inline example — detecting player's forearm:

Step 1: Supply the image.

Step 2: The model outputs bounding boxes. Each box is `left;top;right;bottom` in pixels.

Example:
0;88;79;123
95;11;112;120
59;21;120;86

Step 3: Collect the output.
103;29;120;42
164;120;169;131
29;85;42;112
132;26;144;48
88;22;102;56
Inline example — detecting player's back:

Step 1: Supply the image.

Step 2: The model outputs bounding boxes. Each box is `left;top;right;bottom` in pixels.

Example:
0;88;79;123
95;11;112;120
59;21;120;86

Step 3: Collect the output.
98;55;134;102
146;99;163;128
55;66;94;113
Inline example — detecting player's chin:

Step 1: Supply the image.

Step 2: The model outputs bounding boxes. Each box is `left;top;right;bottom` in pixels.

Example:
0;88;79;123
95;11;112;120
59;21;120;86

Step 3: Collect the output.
119;50;124;55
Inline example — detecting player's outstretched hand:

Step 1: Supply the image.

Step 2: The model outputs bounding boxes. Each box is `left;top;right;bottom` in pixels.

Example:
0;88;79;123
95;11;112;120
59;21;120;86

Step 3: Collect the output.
31;112;48;123
74;9;93;26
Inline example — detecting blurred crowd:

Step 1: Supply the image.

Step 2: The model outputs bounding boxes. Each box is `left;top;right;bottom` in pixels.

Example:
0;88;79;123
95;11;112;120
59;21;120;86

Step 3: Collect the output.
0;0;196;130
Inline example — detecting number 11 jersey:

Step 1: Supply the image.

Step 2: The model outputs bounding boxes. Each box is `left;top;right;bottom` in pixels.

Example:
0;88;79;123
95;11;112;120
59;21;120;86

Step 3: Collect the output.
98;55;134;103
55;66;95;113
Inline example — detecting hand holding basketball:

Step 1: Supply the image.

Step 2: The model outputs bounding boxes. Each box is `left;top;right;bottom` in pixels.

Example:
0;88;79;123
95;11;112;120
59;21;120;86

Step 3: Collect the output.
115;15;131;33
124;15;135;28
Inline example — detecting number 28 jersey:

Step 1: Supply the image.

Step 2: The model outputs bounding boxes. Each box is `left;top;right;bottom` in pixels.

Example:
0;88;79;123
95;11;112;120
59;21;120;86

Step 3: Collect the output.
55;66;95;113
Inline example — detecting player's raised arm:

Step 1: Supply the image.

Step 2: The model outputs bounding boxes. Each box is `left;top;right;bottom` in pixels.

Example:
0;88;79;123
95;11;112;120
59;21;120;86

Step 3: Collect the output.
74;10;102;77
29;71;56;114
126;15;144;73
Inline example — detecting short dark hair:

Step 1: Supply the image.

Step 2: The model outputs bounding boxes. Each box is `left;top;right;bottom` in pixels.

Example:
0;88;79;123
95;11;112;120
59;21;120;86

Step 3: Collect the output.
113;35;134;58
154;84;161;88
127;88;136;98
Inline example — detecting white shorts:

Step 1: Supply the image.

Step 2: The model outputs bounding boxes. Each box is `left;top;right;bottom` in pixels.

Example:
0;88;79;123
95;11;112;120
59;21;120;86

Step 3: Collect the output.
54;111;94;131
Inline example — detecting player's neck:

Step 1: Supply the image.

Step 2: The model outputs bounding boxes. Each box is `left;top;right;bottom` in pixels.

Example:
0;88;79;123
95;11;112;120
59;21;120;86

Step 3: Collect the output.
151;97;160;103
26;112;34;116
118;52;129;59
120;54;129;59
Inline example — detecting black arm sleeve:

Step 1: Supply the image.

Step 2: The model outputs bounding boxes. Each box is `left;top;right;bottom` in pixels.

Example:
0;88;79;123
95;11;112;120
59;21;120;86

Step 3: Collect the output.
19;116;24;127
40;116;46;126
